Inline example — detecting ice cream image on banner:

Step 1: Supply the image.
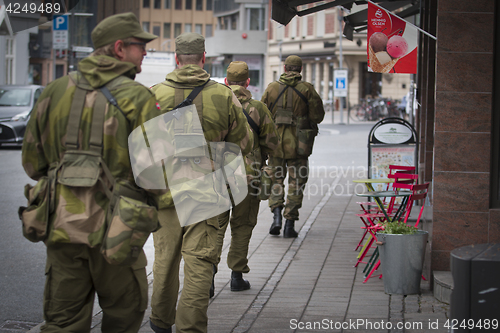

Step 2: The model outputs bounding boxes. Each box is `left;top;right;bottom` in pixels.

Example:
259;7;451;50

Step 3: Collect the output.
128;104;248;227
367;1;418;74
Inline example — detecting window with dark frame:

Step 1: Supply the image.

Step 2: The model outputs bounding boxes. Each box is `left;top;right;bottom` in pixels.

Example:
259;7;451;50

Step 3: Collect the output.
195;24;202;34
175;0;182;10
205;24;213;37
196;0;203;10
154;0;161;8
186;0;192;10
206;0;212;11
164;23;171;38
165;0;171;8
174;23;182;37
153;25;161;37
143;0;150;8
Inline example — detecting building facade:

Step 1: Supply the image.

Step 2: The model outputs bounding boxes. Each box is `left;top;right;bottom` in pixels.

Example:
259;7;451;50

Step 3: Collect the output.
265;3;412;110
204;0;268;99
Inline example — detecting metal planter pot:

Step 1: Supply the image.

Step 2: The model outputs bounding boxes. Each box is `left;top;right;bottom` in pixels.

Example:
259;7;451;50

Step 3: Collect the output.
376;230;428;295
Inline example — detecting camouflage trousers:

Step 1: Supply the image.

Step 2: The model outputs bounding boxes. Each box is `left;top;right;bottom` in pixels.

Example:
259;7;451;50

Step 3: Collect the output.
42;243;148;333
268;157;309;221
150;208;219;333
216;184;260;273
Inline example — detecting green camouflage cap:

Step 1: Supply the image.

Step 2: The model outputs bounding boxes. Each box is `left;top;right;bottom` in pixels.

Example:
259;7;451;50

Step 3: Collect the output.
175;32;205;55
285;55;302;67
92;13;158;49
227;61;249;82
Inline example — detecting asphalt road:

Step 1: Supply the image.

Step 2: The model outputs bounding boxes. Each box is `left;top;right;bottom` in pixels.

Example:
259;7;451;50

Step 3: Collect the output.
0;145;45;331
0;117;376;331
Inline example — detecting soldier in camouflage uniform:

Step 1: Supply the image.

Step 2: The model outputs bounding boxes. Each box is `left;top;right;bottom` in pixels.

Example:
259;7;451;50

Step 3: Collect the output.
215;61;279;292
149;34;253;333
261;55;325;238
21;13;160;332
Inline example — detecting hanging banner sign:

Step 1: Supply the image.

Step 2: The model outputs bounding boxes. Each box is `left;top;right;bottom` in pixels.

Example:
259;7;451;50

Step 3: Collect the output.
367;1;418;74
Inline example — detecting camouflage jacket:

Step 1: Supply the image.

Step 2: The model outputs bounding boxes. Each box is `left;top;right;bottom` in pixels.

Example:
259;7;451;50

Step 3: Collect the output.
261;72;325;159
230;85;279;181
22;55;162;242
151;65;253;209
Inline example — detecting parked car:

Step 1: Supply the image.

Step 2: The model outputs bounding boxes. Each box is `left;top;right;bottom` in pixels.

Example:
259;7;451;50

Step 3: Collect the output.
0;85;44;146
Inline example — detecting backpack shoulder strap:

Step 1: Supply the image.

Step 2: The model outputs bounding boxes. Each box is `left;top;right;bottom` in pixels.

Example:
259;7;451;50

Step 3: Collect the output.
268;82;288;112
65;86;87;150
241;102;260;136
289;83;309;106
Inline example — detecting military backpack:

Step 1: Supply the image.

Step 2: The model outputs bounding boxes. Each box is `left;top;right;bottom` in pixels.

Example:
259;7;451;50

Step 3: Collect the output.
19;72;159;266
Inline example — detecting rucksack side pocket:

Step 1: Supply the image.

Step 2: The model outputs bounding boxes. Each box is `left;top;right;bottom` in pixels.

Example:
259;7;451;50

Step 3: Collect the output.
296;128;318;157
101;196;158;266
19;177;50;242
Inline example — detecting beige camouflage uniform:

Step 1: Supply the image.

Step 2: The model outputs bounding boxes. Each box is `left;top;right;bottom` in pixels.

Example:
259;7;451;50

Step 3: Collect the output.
149;64;253;333
21;54;162;331
216;84;279;274
261;71;325;221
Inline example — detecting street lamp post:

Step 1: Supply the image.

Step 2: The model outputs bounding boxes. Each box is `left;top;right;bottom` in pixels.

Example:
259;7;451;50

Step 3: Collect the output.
338;7;345;125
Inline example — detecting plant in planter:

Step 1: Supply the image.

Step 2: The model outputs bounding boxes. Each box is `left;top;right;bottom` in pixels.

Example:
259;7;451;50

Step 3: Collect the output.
378;221;418;235
376;222;428;295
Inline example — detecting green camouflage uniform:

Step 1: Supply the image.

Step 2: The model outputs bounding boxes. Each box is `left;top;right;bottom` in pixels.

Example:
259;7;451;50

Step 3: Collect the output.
21;55;162;332
149;65;253;333
216;84;279;273
261;71;325;221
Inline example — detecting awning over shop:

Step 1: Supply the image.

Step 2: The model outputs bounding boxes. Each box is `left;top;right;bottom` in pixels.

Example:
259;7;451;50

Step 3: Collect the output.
271;0;420;40
0;4;14;36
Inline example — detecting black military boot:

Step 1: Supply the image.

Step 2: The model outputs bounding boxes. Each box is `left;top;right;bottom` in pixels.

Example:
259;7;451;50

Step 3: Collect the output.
283;219;298;238
150;321;172;333
269;207;283;235
230;271;251;291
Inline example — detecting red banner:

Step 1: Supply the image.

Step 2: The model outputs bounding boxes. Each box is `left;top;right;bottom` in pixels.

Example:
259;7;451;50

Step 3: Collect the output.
367;1;418;74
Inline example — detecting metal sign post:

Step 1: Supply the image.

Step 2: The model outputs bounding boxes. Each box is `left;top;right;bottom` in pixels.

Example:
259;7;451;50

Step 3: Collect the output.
52;14;68;81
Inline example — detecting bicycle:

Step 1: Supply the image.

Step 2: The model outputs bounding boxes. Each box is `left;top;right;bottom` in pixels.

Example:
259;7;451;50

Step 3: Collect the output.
349;98;372;121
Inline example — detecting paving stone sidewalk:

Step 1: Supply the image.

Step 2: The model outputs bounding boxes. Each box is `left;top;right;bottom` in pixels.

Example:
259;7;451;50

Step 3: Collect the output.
27;121;450;333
